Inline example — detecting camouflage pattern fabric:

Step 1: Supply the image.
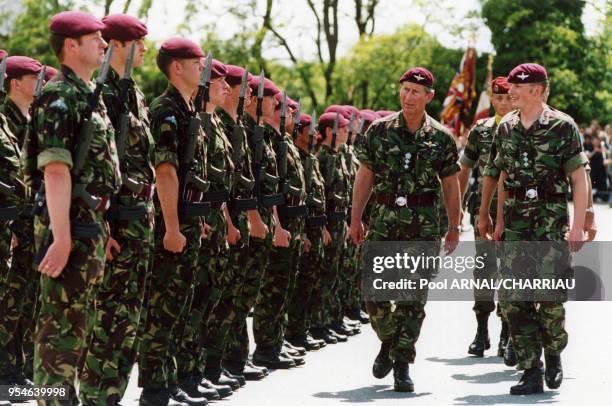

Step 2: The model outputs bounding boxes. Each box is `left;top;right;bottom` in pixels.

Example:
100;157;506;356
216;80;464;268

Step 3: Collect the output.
253;127;306;350
137;83;207;390
460;116;501;316
79;68;156;405
286;148;327;339
485;105;588;370
176;112;233;378
355;111;459;363
26;64;121;402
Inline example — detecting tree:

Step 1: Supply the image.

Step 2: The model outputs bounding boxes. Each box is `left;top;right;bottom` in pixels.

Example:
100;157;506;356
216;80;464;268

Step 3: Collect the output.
481;0;609;124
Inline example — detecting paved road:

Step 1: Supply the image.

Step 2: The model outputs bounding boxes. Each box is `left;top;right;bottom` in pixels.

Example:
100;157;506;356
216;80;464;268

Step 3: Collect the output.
18;204;612;405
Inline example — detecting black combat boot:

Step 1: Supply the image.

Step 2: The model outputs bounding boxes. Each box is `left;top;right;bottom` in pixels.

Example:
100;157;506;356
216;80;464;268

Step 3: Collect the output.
504;338;518;367
168;384;208;405
392;361;414;392
203;368;240;391
284;340;307;355
199;378;233;398
247;360;269;376
544;354;563;389
252;347;296;369
358;309;370;324
222;367;246;387
178;375;220;401
139;388;188;406
306;332;326;348
372;340;393;379
224;361;265;381
468;314;491;357
510;367;544;395
310;327;338;344
286;334;320;351
498;321;509;357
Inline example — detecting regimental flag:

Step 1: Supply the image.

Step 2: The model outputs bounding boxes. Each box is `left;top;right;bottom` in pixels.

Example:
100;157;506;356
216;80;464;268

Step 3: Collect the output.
440;47;477;137
473;54;494;124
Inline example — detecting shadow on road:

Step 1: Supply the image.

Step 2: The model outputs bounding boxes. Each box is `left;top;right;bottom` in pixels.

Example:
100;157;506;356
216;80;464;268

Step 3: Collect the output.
451;370;519;384
453;391;558;405
313;385;432;403
426;356;507;366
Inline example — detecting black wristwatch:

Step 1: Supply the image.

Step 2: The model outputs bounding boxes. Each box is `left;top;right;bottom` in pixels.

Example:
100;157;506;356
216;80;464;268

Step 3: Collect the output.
448;225;461;233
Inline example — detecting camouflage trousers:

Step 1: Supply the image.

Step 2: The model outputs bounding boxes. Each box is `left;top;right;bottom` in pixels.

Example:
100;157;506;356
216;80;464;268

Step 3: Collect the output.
286;227;324;338
223;215;273;368
79;213;154;405
366;299;428;363
201;210;249;372
472;231;503;317
344;243;363;315
174;210;227;379
33;218;107;405
311;222;345;328
337;239;361;319
138;222;201;390
0;220;37;379
253;217;303;350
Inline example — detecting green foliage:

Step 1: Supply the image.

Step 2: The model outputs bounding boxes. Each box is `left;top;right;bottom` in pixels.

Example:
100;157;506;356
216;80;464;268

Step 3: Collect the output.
481;0;610;124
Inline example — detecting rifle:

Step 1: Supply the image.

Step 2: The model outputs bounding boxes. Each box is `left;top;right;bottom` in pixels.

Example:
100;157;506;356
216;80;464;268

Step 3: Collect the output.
354;116;365;147
304;110;323;209
252;71;281;207
290;99;301;142
345;111;355;173
325;113;339;185
229;68;255;194
34;45;115;264
0;56;7;99
178;50;211;218
277;92;289;194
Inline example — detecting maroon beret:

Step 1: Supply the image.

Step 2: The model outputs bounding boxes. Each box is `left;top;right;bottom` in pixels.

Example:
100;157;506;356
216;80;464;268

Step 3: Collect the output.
507;63;548;84
49;11;105;37
399;67;434;88
360;109;378;125
210;59;227;79
248;76;280;97
491;76;510;94
376;110;395;118
44;66;59;82
224;65;252;86
102;14;148;41
6;56;43;80
318;112;350;131
287;96;299;110
159;37;204;59
0;50;7;61
299;113;312;128
342;105;361;118
324;105;351;120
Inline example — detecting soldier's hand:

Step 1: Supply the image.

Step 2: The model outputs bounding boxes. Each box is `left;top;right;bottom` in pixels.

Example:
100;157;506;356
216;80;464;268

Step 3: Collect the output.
584;211;597;241
11;233;18;248
164;229;187;253
444;229;460;255
349;221;365;246
249;217;269;239
105;237;122;261
567;227;586;253
303;238;312;253
323;227;332;246
493;221;504;246
38;237;72;278
273;226;291;248
477;212;494;240
227;223;241;245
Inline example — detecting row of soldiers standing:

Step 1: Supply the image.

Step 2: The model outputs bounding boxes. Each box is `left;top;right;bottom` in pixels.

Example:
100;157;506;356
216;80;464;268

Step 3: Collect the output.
0;10;382;406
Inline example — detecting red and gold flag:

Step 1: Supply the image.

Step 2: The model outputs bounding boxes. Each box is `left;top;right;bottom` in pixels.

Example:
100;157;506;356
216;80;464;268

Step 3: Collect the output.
473;54;494;123
440;47;477;137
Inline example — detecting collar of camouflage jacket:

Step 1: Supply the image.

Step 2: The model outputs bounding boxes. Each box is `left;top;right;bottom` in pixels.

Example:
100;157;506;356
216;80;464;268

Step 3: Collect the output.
59;64;95;95
395;111;435;137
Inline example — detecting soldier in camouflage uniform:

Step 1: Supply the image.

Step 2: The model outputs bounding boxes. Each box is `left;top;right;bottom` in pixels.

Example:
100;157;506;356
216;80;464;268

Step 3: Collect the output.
479;63;589;395
285;113;330;351
24;11;122;403
310;111;352;344
78;15;156;406
458;76;516;361
350;68;461;392
252;90;308;367
137;38;210;406
0;55;42;386
203;65;267;382
172;59;240;399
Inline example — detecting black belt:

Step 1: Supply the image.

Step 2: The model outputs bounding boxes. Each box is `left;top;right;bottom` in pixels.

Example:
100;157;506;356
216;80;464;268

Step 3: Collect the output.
230;197;258;212
75;195;112;213
119;183;155;201
0;206;18;221
107;203;149;221
179;200;210;218
261;193;285;207
506;187;565;202
306;214;327;228
326;210;346;224
204;189;230;203
374;192;436;208
279;204;308;219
